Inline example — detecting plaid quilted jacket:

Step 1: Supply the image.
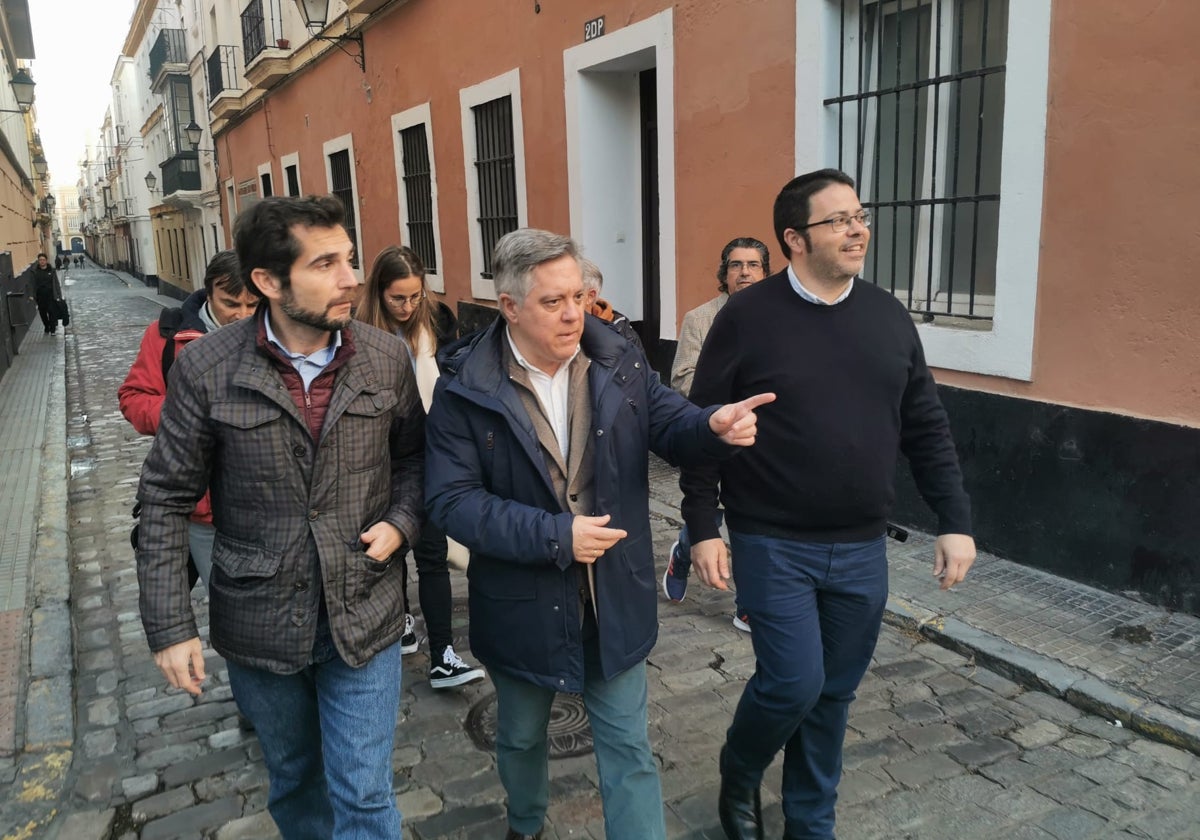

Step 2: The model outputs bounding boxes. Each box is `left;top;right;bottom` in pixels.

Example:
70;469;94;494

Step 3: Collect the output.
136;311;425;672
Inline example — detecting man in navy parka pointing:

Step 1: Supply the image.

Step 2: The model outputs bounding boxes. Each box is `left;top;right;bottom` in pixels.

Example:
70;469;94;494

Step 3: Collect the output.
426;229;773;840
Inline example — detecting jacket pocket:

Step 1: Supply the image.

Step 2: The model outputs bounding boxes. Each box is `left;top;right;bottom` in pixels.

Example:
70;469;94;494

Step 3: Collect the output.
210;402;286;481
352;547;400;603
211;533;283;580
342;389;399;473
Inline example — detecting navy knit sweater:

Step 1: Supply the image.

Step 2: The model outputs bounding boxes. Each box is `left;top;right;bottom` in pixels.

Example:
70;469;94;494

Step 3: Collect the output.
681;271;972;544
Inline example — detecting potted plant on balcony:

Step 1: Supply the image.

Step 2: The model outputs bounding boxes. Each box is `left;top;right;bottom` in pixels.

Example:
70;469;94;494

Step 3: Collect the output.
276;37;290;49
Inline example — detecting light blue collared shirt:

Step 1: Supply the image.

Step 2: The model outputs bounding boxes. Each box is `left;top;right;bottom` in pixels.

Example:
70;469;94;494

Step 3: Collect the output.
787;264;854;305
264;311;342;392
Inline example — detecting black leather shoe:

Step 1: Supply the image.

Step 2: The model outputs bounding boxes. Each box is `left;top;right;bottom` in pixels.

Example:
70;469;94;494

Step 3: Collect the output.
718;774;763;840
503;828;542;840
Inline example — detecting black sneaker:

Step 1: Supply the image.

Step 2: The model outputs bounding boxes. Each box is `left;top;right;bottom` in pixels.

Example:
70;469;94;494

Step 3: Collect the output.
429;645;484;689
400;613;418;655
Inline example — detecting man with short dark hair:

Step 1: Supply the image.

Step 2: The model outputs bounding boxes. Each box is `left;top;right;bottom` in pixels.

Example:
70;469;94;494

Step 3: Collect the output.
119;249;257;586
426;228;774;840
685;169;976;839
136;195;425;839
30;253;62;335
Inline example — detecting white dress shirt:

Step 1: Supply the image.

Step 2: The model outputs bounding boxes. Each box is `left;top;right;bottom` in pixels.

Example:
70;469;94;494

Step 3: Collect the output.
506;326;579;461
788;264;854;305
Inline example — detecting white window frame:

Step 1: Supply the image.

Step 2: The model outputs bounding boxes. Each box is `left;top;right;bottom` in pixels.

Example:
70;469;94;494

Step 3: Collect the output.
224;178;237;226
391;102;445;293
280;151;301;196
460;68;528;300
257;161;274;197
796;0;1049;381
323;133;364;282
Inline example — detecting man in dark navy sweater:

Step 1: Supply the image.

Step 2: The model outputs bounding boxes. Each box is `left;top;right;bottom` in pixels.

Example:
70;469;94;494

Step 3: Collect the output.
682;169;976;840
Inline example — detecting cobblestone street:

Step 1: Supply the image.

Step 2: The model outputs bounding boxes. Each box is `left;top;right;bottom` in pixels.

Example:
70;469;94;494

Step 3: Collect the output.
5;264;1199;839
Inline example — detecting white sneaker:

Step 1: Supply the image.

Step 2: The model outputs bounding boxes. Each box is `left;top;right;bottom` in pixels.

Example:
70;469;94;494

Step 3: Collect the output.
400;613;418;655
429;645;485;689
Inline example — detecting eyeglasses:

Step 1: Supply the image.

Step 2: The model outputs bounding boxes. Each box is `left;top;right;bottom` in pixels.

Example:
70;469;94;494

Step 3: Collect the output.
385;292;426;309
799;210;872;233
726;260;763;272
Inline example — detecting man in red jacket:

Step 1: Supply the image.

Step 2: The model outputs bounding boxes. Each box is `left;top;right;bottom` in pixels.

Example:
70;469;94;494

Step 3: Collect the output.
119;250;258;585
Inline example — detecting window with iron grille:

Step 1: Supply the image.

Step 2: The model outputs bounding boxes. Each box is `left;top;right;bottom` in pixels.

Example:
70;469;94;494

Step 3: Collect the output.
328;149;359;268
399;124;436;273
828;0;1007;322
472;96;518;279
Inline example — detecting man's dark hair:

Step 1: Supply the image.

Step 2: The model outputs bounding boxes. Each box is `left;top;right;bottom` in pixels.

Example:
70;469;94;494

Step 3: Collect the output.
233;195;345;295
717;237;771;292
773;168;856;260
202;249;251;297
37;252;46;259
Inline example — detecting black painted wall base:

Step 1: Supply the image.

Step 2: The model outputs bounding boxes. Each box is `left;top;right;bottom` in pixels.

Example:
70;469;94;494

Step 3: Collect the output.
893;386;1199;617
157;279;188;302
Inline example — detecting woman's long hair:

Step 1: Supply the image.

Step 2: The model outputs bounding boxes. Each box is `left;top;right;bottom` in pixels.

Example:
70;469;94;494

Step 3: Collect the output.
357;245;437;356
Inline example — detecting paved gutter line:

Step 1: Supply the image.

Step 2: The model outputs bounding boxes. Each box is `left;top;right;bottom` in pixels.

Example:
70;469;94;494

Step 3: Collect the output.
884;596;1200;756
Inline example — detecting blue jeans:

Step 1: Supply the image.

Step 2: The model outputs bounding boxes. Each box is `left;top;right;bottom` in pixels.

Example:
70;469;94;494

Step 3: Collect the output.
490;610;665;839
226;619;402;840
722;532;888;840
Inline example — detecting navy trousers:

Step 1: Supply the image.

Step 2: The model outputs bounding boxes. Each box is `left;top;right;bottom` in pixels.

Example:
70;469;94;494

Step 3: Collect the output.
722;532;888;839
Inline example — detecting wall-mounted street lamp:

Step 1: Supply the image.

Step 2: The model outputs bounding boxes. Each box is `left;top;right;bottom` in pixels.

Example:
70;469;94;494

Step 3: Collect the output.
4;68;36;112
11;68;35;109
292;0;365;72
183;120;216;153
32;152;48;179
144;171;158;193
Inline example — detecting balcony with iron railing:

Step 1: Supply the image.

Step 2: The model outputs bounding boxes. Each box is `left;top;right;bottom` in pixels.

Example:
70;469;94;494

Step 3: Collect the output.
160;152;201;196
241;0;291;90
207;44;244;123
149;28;189;93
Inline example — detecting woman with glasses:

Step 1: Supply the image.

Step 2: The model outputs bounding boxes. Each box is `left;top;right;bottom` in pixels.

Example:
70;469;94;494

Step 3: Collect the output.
357;245;485;690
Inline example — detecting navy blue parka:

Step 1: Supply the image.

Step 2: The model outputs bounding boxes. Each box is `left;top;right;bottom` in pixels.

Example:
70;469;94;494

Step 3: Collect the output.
426;315;730;692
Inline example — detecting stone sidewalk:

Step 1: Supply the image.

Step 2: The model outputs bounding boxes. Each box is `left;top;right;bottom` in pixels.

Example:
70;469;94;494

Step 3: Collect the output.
3;264;1199;839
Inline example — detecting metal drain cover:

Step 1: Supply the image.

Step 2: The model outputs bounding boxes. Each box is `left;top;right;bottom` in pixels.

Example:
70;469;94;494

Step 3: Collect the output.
465;691;594;759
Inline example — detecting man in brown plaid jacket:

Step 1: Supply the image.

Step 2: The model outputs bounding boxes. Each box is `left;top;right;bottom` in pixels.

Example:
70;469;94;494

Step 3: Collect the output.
135;195;425;839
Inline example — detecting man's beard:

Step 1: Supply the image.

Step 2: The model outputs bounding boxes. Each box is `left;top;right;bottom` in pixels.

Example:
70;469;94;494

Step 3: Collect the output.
279;288;353;332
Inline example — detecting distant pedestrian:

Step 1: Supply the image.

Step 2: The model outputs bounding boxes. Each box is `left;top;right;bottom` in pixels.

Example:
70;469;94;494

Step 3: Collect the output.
662;236;770;634
683;169;976;840
135;195;425;840
355;244;484;690
75;254;83;268
54;255;62;270
29;253;62;335
118;249;258;587
425;227;774;840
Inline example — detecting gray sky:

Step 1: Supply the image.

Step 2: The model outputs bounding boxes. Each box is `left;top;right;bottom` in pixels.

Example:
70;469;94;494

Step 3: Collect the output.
29;0;138;187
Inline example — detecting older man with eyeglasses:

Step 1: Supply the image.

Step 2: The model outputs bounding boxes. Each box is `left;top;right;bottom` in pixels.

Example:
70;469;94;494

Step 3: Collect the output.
682;169;976;840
